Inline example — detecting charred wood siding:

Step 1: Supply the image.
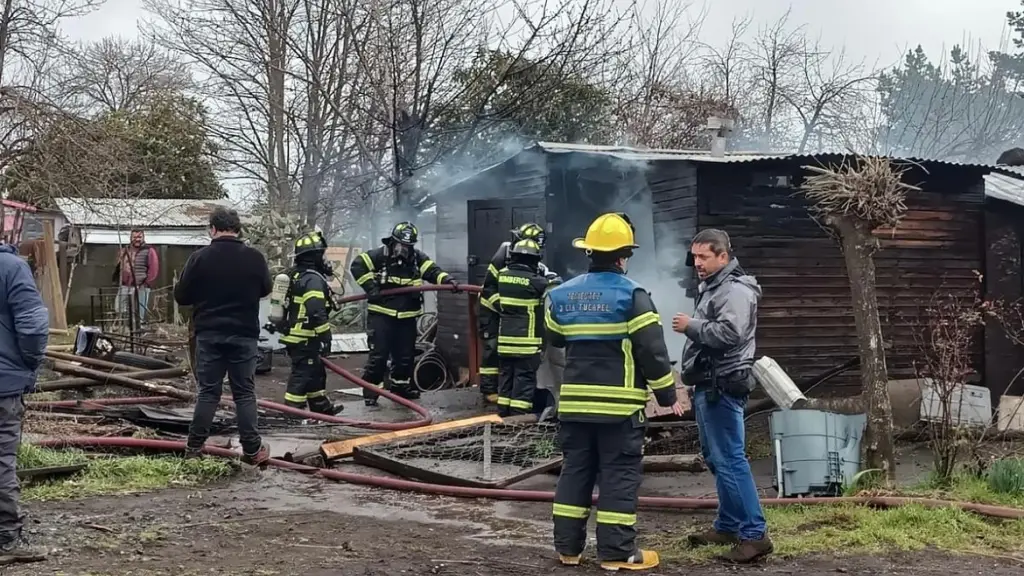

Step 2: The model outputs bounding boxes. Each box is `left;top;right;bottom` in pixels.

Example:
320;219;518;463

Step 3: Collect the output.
649;162;698;274
434;152;549;368
985;200;1024;397
697;162;985;396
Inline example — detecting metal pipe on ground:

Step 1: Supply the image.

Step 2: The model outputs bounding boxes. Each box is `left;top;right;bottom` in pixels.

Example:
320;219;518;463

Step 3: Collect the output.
45;350;145;372
34;436;1024;521
37;367;189;392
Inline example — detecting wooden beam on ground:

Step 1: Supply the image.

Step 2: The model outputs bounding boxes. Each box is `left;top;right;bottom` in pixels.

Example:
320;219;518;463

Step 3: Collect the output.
320;414;503;461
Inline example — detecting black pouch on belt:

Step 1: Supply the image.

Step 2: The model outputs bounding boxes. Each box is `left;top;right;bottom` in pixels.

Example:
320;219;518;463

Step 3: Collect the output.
718;369;755;398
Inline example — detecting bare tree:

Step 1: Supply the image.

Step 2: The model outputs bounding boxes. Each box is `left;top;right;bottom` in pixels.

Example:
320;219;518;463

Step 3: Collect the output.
801;157;918;484
744;8;806;149
57;37;192;114
782;46;875;153
615;0;707;147
698;15;752;120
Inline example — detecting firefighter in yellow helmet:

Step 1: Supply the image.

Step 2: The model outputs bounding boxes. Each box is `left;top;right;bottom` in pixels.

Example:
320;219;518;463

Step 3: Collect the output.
277;230;342;415
350;222;460;405
494;237;557;416
546;212;684;571
478;223;561;404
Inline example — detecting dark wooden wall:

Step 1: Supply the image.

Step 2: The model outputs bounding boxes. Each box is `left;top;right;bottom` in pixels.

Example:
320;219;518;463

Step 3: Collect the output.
985;198;1024;397
433;150;549;366
695;160;986;396
649;161;699;279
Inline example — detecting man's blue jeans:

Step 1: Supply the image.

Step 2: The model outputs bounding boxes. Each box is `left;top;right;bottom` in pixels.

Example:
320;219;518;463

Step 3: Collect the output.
693;388;767;541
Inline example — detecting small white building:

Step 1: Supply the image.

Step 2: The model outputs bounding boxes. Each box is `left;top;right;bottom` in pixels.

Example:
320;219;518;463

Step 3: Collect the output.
55;197;243;247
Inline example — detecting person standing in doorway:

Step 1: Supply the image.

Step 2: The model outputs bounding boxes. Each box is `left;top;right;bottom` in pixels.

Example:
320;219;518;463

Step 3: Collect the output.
174;207;271;465
0;241;49;565
673;228;771;564
115;229;159;326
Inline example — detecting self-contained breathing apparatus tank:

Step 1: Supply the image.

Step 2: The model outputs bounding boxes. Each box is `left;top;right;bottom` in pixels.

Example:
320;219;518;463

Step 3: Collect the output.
267;272;292;324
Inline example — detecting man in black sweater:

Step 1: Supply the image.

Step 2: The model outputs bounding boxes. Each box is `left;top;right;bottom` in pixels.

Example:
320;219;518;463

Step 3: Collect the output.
174;207;272;465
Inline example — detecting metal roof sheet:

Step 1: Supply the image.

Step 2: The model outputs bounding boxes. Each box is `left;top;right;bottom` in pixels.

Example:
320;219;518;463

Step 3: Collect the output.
530;142;1012;172
56;198;243;228
985;172;1024;207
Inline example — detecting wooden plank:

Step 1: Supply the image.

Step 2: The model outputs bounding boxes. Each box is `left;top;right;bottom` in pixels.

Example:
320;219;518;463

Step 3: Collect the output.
37;221;67;330
320;414;503;460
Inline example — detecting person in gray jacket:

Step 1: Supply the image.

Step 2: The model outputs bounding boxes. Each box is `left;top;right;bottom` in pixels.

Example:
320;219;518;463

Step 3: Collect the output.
671;228;771;564
0;242;49;566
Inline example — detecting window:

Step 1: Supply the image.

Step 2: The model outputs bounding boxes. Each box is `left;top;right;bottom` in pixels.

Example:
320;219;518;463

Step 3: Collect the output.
752;172;792;188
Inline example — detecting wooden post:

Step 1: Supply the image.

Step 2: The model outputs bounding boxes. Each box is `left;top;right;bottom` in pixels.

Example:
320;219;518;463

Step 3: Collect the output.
482;421;493;481
38;221;67;330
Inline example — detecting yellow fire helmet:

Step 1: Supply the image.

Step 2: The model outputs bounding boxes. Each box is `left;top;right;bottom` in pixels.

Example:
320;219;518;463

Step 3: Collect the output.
572;212;639;253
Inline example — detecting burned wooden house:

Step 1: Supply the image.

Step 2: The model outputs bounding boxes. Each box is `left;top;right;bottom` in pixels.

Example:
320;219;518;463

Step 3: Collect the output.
429;142;1024;398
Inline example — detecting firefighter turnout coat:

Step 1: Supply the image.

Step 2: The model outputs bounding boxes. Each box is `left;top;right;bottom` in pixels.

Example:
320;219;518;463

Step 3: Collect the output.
350;246;451;319
545;268;678;420
278;267;334;347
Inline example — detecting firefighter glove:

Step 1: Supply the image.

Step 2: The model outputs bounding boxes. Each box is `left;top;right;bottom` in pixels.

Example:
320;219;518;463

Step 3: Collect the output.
366;284;382;303
318;334;333;356
447;278;462;293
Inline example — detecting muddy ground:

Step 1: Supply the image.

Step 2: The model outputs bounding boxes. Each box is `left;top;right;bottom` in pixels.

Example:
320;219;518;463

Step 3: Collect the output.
19;352;1022;575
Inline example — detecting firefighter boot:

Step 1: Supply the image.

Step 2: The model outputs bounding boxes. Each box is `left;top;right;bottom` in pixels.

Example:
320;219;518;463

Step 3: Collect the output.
308;396;344;416
599;550;660;572
390;379;421;401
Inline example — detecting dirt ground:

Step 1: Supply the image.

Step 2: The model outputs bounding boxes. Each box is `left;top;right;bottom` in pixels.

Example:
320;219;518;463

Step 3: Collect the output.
19;352;1023;575
13;469;1023;576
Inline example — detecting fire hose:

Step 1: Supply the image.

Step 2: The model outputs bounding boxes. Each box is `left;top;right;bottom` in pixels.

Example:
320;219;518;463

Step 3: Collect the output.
28;284;1024;520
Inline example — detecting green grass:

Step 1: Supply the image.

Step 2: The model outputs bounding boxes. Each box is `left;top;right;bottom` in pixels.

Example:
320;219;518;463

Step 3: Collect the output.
17;444;235;501
651;474;1024;562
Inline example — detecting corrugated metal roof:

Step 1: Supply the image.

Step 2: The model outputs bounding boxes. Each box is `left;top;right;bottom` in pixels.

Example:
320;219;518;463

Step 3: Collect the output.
985;172;1024;207
56;198;242;228
531;142;1014;172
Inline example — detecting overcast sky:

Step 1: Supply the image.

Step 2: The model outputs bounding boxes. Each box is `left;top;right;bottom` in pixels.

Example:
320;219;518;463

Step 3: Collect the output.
61;0;1022;66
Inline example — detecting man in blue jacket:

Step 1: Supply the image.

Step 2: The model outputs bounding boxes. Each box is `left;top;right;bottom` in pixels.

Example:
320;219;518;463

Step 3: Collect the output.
0;242;49;566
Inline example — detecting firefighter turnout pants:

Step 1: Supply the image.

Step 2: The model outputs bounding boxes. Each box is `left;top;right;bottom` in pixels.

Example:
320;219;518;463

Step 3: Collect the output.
284;343;332;413
479;310;499;396
553;414;645;562
497;353;541;417
362;312;419;400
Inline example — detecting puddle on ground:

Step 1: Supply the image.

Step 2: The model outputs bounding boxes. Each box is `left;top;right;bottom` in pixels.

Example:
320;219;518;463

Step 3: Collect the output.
230;470;548;548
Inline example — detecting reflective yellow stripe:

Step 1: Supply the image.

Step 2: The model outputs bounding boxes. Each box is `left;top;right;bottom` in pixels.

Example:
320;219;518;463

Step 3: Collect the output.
545;307;562;334
508;399;532;410
284;392;307;403
280;335;305;343
497;396;511;406
313;323;332;334
294;290;325;303
488;264;499;278
500;297;540;307
553;503;590;519
435;272;450;283
627;311;660;333
360;252;374;270
479;367;499;376
481;297;497;312
558;401;642;417
560;384;649;403
647;372;675;390
419;259;435;275
383;276;422;287
558;322;628;337
623;339;635;390
498;345;540;355
367;304;423;319
307;390;326;398
596;510;637;526
356;272;374;285
498;335;543;345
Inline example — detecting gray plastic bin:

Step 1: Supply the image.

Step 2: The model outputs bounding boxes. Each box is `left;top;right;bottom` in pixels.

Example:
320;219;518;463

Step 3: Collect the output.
770;409;866;497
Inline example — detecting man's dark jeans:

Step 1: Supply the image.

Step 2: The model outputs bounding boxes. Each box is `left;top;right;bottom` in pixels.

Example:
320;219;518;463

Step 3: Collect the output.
187;332;262;455
0;396;25;544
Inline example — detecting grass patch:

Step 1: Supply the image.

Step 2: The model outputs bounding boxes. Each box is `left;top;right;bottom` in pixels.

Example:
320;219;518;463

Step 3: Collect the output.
652;503;1024;562
652;473;1024;562
17;444;234;501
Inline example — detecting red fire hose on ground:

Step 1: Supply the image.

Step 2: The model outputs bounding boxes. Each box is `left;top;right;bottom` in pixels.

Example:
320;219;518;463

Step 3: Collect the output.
28;284;1024;520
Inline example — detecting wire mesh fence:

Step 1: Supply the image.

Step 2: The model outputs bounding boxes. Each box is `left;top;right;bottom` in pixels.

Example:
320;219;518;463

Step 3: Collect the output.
354;420;563;488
